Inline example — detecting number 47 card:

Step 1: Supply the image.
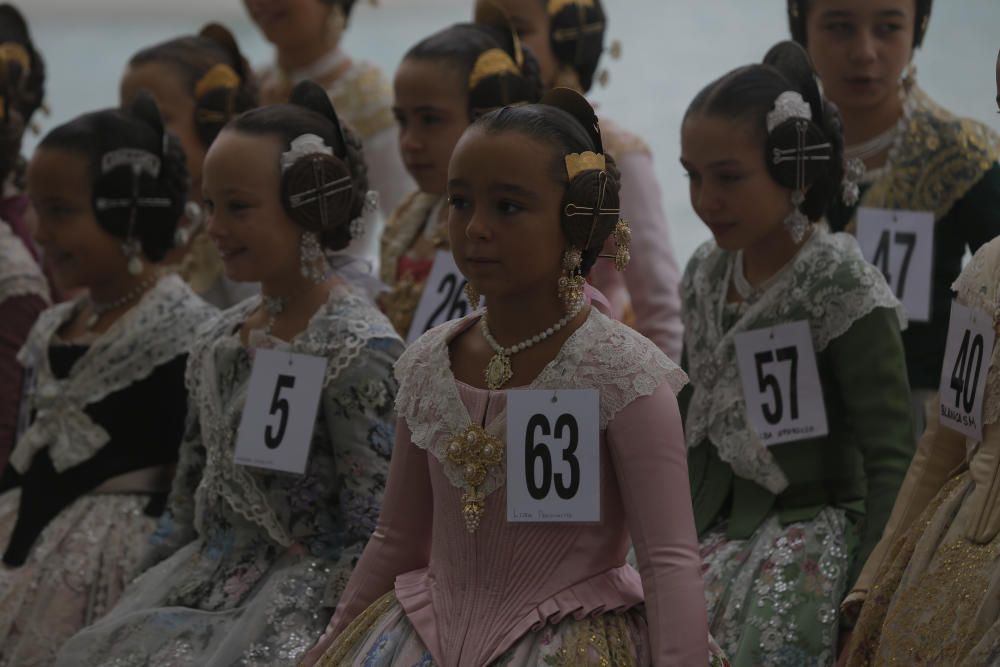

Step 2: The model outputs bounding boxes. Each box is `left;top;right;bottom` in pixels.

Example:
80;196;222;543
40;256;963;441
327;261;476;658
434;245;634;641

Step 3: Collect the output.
234;348;326;475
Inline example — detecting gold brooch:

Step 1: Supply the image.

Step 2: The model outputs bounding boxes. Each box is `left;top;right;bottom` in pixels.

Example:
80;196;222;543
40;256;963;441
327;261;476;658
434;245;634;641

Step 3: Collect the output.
446;425;504;532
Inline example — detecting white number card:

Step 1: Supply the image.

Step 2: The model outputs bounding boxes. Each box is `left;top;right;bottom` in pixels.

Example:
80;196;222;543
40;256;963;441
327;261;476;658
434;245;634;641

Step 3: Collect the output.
938;301;997;441
234;348;326;475
856;207;935;323
406;251;479;343
507;389;600;523
735;321;829;446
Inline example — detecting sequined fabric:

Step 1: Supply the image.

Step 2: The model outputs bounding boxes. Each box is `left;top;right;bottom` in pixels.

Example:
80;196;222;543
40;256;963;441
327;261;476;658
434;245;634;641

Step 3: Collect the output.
700;508;852;666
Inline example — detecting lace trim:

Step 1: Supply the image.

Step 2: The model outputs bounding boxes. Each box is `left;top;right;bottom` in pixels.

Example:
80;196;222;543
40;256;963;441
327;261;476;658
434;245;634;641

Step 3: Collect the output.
9;275;213;473
682;229;905;494
952;237;1000;426
394;308;687;498
190;285;400;546
0;220;48;305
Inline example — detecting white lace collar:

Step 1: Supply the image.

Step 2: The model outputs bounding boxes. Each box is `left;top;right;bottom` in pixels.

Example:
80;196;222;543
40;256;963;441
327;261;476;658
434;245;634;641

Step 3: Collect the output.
0;220;48;306
188;283;401;547
10;275;215;473
394;308;687;500
682;229;905;493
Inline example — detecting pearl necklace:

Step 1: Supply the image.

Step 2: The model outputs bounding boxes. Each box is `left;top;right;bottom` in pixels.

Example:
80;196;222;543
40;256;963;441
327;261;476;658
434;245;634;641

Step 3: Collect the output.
85;274;158;329
480;301;584;390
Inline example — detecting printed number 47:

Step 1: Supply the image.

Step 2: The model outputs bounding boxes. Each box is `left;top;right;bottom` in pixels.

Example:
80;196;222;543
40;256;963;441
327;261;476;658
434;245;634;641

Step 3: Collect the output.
755;346;799;425
873;230;917;298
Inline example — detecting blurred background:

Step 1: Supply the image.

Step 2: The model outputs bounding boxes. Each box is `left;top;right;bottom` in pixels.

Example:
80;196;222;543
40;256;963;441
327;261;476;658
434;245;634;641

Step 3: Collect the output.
23;0;1000;266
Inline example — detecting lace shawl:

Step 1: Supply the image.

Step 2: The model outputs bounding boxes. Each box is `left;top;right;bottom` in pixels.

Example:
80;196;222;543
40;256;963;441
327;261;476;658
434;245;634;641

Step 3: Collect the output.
0;219;48;306
394;308;688;499
952;237;1000;427
10;275;214;473
682;229;905;494
187;285;401;546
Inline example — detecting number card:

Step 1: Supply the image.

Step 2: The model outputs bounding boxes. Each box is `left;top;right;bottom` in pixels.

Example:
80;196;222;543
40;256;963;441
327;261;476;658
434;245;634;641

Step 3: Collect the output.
938;301;996;440
406;251;479;343
234;348;326;475
734;321;829;446
507;389;600;523
856;207;935;323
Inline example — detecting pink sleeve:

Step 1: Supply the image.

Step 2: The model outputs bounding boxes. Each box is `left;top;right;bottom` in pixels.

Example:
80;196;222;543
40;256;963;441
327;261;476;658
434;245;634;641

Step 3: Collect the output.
607;381;708;666
326;418;433;636
617;150;684;361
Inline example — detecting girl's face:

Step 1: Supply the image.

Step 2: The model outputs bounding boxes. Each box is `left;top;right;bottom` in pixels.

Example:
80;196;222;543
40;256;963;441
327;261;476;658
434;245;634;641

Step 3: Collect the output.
27;147;134;291
490;0;560;88
681;113;795;252
202;129;303;286
393;57;470;196
804;0;916;114
447;126;565;302
243;0;332;52
120;62;204;200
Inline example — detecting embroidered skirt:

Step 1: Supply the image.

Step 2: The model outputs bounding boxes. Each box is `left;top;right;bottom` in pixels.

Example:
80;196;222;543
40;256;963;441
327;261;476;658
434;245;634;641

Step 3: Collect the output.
319;593;729;666
700;507;852;667
847;475;1000;666
0;490;156;667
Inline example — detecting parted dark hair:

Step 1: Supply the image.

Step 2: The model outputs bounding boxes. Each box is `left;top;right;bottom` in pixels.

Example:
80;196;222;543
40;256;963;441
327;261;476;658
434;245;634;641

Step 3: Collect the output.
129;23;259;149
544;0;606;92
228;80;368;252
405;22;543;119
474;88;621;276
38;95;190;261
685;41;845;223
787;0;933;48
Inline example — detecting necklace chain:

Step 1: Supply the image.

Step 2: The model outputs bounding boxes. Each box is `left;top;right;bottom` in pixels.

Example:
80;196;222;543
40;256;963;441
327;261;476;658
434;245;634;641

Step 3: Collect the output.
85;273;159;329
844;123;899;162
479;302;584;390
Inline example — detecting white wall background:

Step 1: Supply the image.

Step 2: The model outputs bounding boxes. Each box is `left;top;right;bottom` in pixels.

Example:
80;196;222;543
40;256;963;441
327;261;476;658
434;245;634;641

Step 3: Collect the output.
22;0;1000;266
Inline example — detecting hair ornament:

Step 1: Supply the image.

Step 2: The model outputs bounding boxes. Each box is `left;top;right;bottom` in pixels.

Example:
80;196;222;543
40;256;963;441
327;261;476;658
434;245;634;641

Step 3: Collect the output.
842;157;865;206
766;91;812;133
280;133;334;173
468;48;520;90
101;148;161;178
548;0;595;15
564;151;605;180
350;189;379;239
194;63;240;100
0;42;29;73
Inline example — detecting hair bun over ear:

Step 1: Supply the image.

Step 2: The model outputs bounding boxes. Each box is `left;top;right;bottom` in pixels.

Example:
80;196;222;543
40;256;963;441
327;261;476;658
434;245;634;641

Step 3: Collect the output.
540;87;602;153
288;80;347;158
126;91;165;138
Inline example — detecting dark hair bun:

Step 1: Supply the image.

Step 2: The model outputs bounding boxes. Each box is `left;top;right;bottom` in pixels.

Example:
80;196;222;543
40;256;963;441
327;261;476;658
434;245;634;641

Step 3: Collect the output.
548;0;606;92
0;3;44;126
289;80;347;155
128;91;166;137
192;23;257;148
541;87;603;151
280;153;354;235
562;163;620;265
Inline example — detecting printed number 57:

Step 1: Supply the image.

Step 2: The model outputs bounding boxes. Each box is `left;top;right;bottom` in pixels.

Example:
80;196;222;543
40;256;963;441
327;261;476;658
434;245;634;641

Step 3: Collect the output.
755;346;799;425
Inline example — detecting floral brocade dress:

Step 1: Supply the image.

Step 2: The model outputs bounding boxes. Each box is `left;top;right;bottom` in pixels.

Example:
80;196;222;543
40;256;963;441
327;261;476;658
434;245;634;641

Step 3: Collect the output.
55;285;403;666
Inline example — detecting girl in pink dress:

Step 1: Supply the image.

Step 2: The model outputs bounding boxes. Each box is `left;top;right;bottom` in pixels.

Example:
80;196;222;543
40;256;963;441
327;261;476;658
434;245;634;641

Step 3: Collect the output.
301;89;722;666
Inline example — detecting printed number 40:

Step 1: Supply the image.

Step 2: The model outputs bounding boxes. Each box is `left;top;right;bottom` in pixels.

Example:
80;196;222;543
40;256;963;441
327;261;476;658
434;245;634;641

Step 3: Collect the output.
950;330;985;413
755;346;799;425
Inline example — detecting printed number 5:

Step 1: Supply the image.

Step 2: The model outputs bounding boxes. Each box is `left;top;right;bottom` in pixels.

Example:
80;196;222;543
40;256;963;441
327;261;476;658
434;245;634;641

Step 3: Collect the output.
265;374;296;449
754;346;799;425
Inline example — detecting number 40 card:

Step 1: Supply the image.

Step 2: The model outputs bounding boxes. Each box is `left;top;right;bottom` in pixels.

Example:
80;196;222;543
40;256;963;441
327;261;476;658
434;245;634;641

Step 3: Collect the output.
234;348;326;475
938;301;996;441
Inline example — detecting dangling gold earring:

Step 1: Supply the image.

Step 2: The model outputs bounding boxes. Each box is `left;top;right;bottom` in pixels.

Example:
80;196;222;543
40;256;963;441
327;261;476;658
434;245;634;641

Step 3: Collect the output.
613;219;632;272
464;281;481;308
557;247;585;309
901;61;917;96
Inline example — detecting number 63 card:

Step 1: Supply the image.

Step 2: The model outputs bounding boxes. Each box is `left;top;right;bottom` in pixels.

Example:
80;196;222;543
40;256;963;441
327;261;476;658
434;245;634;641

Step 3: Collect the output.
234;348;326;475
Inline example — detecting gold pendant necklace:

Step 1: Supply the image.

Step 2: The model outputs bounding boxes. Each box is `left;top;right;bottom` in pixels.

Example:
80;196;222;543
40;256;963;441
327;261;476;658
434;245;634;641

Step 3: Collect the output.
446;424;504;532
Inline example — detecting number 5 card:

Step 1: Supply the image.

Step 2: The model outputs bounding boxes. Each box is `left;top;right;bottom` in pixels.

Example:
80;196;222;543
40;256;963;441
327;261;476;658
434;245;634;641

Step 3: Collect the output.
734;321;829;446
507;389;600;523
235;348;326;475
939;301;996;440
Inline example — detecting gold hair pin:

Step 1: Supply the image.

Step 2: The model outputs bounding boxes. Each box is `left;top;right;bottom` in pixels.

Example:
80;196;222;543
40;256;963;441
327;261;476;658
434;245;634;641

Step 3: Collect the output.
548;0;595;15
194;63;240;99
468;48;520;90
564;151;605;180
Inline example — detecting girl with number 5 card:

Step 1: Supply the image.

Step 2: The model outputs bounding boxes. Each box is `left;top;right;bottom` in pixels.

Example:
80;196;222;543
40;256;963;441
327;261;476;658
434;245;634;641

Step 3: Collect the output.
838;53;1000;667
679;42;914;665
56;81;403;666
300;89;725;666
